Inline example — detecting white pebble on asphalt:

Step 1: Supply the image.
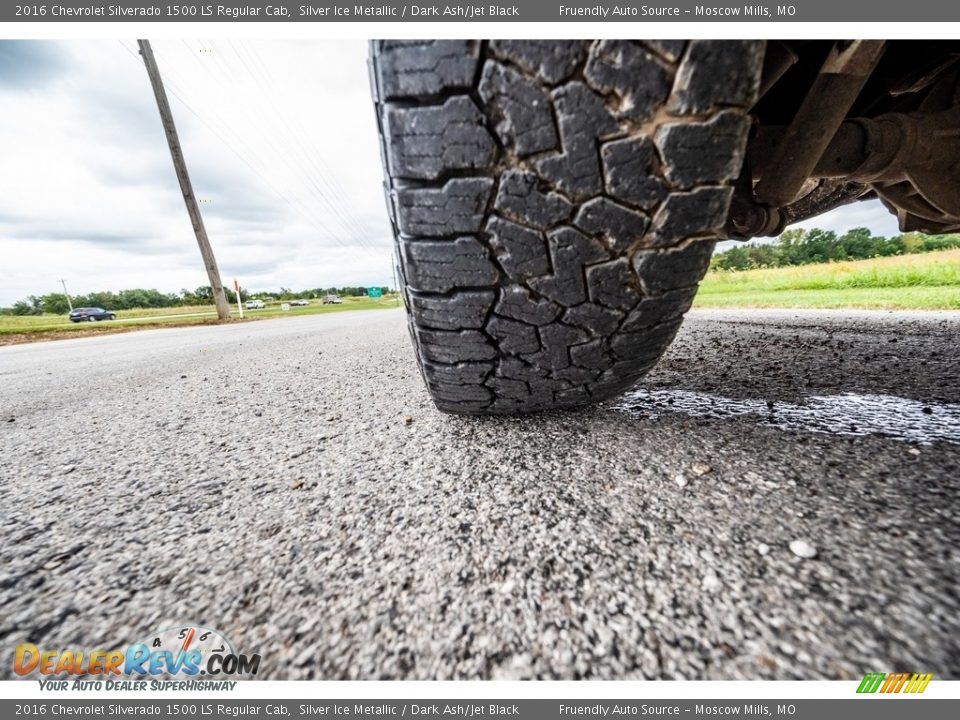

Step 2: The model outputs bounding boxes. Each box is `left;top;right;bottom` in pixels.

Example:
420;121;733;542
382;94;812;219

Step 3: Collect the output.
675;474;688;488
757;543;770;556
789;540;818;559
701;572;722;593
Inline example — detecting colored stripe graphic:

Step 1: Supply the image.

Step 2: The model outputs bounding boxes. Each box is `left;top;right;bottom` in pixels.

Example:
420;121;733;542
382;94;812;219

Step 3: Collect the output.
905;673;933;693
857;672;932;694
857;673;886;693
882;672;908;693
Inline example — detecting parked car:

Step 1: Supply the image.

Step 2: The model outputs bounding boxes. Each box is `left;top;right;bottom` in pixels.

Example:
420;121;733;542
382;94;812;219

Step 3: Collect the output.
245;300;266;310
290;299;310;306
322;295;342;305
370;39;960;415
68;307;115;323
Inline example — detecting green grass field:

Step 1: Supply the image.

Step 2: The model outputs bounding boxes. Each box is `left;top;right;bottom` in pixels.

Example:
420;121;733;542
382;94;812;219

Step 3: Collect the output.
695;248;960;310
3;250;958;345
0;295;400;342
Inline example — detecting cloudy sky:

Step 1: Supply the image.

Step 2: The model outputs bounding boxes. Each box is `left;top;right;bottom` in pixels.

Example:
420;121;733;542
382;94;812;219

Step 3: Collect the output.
0;39;393;305
0;40;900;306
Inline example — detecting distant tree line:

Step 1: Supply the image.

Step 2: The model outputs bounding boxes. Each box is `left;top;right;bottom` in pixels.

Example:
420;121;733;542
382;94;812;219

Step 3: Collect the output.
253;286;390;301
710;228;960;271
3;285;395;316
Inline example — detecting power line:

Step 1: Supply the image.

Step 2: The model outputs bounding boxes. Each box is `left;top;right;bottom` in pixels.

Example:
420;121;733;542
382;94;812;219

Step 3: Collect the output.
238;40;375;237
220;39;379;248
205;38;382;250
118;40;360;255
137;39;231;321
158;41;346;243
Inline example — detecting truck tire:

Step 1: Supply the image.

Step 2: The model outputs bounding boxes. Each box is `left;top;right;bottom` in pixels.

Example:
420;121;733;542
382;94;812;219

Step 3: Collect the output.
370;40;764;414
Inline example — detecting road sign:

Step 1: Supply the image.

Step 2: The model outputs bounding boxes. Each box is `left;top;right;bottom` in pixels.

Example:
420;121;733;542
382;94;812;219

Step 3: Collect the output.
367;287;382;298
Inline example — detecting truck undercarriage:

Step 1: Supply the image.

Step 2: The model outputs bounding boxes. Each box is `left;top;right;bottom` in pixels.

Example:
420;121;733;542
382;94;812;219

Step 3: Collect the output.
729;40;960;238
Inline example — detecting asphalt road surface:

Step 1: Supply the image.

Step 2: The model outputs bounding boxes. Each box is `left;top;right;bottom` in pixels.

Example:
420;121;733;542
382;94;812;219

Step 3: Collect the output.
1;308;958;680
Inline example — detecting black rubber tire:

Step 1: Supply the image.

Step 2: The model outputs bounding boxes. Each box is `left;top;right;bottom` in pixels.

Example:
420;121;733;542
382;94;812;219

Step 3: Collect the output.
370;40;764;414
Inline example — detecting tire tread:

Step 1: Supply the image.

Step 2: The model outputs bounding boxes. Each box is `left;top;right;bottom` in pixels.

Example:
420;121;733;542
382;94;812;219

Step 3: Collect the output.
371;40;763;414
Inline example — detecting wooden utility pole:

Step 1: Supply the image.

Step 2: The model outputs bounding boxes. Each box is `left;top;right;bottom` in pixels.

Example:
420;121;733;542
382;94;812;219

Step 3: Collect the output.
137;39;231;321
60;279;73;312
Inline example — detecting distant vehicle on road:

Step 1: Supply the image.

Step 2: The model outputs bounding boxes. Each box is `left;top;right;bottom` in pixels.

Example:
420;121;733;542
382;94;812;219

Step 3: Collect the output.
68;307;115;323
245;300;266;310
322;295;342;305
290;299;310;306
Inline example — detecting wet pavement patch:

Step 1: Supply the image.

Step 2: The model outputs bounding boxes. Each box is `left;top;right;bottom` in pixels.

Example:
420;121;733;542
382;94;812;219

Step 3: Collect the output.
612;390;960;445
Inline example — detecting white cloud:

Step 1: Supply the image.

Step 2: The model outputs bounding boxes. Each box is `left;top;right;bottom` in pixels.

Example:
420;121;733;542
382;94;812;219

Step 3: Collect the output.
792;198;901;236
0;39;393;305
0;40;913;305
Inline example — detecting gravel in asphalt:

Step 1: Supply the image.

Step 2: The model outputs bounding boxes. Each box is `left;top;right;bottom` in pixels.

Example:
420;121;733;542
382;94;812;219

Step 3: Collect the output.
1;308;957;679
